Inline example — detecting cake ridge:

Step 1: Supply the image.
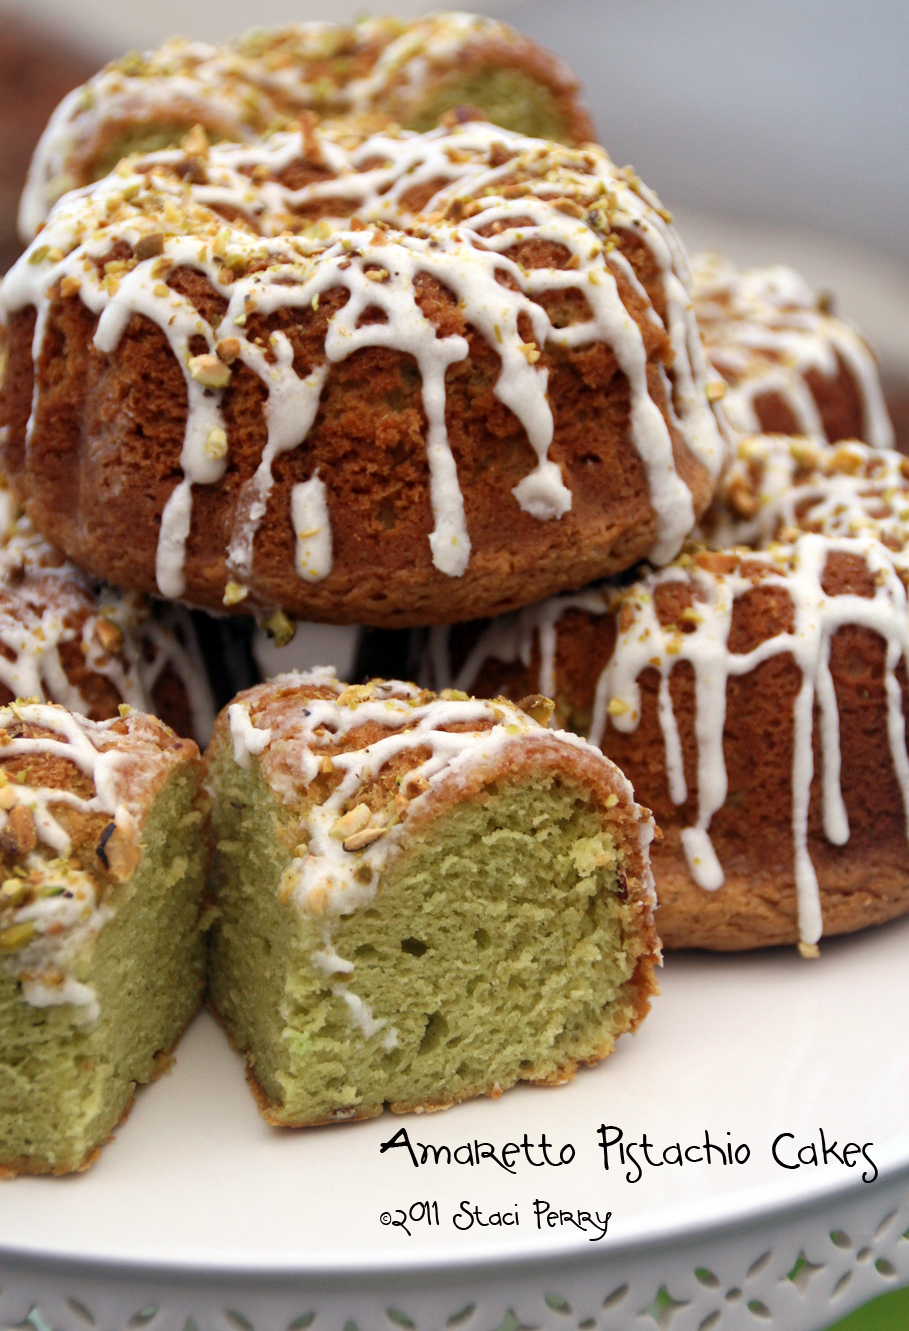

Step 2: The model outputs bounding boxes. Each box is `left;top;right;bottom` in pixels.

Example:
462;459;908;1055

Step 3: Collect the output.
2;120;727;621
428;437;909;946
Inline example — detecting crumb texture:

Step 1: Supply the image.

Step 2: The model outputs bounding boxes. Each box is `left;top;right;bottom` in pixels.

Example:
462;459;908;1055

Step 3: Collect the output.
0;705;206;1174
207;673;657;1125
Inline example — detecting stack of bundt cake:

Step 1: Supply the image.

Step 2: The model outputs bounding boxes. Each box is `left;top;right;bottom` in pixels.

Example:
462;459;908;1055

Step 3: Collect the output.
0;10;903;1172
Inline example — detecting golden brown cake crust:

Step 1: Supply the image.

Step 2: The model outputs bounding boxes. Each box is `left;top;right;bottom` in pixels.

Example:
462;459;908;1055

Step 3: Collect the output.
431;437;909;951
2;124;726;627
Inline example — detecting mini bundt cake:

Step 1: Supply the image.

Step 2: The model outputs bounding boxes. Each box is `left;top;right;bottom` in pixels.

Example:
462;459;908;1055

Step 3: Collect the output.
206;669;658;1126
0;520;215;743
19;13;594;238
426;435;909;952
0;701;206;1175
693;254;894;449
1;120;727;626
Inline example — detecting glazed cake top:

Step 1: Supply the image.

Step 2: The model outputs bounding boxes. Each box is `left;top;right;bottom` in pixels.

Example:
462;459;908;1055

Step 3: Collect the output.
3;119;727;610
19;12;590;237
222;667;656;921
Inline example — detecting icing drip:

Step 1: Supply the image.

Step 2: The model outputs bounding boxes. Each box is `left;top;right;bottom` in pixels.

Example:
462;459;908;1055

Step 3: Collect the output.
334;986;399;1050
693;254;894;450
291;472;333;583
3;121;726;604
227;701;273;768
227;355;329;591
438;443;909;944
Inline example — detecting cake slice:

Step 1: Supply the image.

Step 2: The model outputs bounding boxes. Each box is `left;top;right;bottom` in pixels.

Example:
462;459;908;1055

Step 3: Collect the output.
206;670;659;1126
0;701;206;1175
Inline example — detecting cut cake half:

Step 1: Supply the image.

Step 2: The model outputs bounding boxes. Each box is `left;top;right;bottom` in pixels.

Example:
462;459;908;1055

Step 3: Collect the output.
0;701;206;1175
206;669;659;1126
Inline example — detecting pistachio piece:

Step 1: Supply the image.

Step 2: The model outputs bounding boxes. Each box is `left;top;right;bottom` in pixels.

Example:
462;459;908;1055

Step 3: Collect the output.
181;124;210;158
261;610;297;648
0;920;36;951
188;354;231;389
96;820;141;882
216;337;240;363
223;581;248;606
0;804;37;859
135;232;165;261
205;427;228;460
330;804;371;841
726;474;759;519
337;683;376;708
342;826;385;852
516;693;555;727
0;877;29;905
95;616;124;654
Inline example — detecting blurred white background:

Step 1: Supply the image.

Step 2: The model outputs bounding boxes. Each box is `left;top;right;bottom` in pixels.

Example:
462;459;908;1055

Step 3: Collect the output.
3;0;907;373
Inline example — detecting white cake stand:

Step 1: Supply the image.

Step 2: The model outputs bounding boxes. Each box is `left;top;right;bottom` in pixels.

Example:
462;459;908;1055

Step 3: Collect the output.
3;915;909;1331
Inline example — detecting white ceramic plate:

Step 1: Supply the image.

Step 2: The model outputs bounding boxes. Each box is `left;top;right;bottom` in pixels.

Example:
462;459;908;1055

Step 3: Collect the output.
4;913;909;1275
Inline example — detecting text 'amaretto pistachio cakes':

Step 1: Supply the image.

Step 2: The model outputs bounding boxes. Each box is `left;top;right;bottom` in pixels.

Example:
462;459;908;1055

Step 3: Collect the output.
0;702;206;1175
206;669;659;1127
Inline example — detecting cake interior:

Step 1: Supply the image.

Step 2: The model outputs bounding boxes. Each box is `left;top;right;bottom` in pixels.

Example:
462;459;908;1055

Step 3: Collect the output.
0;769;206;1175
208;751;648;1125
406;67;570;141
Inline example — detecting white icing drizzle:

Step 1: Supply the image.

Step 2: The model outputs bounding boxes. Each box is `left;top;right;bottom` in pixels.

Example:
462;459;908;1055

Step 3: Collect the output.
436;440;909;944
0;520;215;745
3;121;726;605
228;668;652;1043
693;254;894;450
19;13;586;240
0;702;190;1022
292;470;333;582
227;356;329;589
334;985;399;1050
20;972;101;1027
703;435;909;569
227;701;273;768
